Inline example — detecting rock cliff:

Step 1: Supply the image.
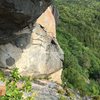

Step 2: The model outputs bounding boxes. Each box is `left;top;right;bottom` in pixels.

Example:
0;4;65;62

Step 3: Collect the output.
0;0;64;82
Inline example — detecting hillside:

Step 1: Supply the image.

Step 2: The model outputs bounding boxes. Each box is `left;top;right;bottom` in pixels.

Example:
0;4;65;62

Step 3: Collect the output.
55;0;100;96
0;0;100;99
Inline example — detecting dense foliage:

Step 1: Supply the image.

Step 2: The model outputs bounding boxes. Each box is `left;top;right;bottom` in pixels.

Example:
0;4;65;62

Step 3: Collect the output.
55;0;100;96
0;69;33;100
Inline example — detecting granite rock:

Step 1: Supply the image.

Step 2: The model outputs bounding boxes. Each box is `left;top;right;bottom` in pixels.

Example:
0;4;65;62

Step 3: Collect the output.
0;6;64;78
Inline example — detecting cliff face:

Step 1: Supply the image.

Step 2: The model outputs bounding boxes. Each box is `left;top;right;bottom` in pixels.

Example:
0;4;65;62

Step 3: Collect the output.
0;0;64;81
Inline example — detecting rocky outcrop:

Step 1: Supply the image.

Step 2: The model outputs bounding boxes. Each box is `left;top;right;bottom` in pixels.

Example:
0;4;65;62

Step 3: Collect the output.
23;81;67;100
0;2;64;81
0;0;52;44
22;80;86;100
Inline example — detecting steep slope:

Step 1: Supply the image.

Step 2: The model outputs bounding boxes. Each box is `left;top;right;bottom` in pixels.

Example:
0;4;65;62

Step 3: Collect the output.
55;0;100;96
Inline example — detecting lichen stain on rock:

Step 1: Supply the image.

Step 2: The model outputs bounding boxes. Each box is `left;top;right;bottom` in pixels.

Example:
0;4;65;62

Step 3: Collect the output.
0;1;64;82
6;57;15;66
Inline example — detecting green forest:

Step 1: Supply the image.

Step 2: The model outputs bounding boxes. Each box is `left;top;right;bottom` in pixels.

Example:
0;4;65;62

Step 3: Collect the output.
55;0;100;96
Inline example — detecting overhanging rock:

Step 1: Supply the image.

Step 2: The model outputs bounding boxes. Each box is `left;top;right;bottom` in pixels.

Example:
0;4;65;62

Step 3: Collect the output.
0;0;52;44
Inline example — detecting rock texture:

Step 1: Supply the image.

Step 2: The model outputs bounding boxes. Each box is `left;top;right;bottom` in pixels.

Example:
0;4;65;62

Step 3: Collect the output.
0;23;63;77
22;80;85;100
0;4;64;79
36;6;56;38
0;0;52;44
24;81;64;100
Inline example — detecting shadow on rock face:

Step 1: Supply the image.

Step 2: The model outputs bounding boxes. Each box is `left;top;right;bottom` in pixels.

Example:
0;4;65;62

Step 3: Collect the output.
0;0;52;44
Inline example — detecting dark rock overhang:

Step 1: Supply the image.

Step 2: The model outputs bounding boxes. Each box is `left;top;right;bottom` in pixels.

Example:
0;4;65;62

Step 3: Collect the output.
0;0;52;44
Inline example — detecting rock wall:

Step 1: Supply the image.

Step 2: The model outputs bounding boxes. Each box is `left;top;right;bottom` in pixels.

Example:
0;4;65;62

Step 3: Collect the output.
0;1;64;81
